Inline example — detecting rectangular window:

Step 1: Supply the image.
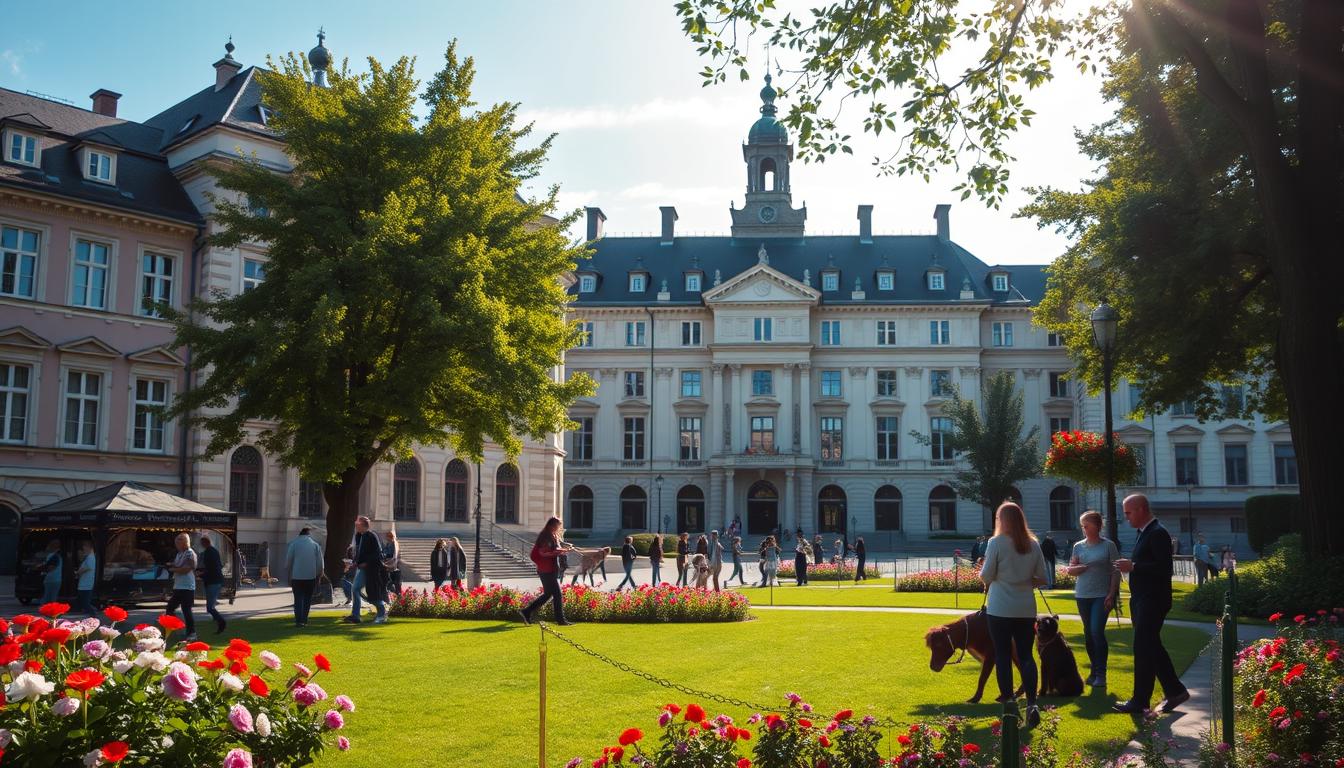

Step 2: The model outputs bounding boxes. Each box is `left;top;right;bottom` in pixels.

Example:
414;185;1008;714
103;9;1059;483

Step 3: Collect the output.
63;370;101;448
1128;382;1144;414
72;239;110;309
242;258;265;292
930;369;952;398
1047;331;1065;347
1274;443;1298;485
821;271;839;291
0;363;30;443
685;273;701;292
681;321;701;346
877;320;897;346
1223;444;1248;486
992;273;1009;292
819;417;844;460
928;272;945;290
876;369;897;397
749;416;775;452
131;378;169;453
1048;372;1070;398
140;251;174;317
820;369;842;397
876;415;899;460
753;317;773;341
1170;399;1198;417
820;320;841;346
8;133;36;165
1174;444;1199;486
569;417;593;461
86;151;113;182
1129;443;1148;485
680;370;702;397
299;479;324;519
991;321;1013;347
578;275;596;293
1220;384;1245;413
929;320;949;345
1;225;40;299
1230;517;1247;534
578;321;594;347
679;416;702;461
877;272;894;290
751;370;773;396
930;416;954;461
625;321;646;347
1049;417;1071;436
629;274;646;292
623;417;645;461
623;371;645;398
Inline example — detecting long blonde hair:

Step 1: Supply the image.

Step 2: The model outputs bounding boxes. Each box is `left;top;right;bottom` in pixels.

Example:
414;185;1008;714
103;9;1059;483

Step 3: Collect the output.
994;501;1036;555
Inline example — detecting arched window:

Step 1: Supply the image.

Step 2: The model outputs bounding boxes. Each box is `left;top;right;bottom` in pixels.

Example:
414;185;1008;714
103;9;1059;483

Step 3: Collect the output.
393;459;420;521
875;485;902;531
676;485;705;533
760;157;778;191
298;479;323;519
1005;487;1023;506
495;464;519;524
228;446;262;517
929;485;957;532
619;485;647;530
444;459;468;522
568;485;594;529
1049;486;1076;530
817;485;847;534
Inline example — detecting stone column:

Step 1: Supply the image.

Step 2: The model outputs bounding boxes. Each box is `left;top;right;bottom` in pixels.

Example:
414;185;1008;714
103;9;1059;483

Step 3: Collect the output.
798;470;814;535
848;366;869;461
798;364;813;455
724;469;736;532
903;367;924;463
711;363;725;457
784;470;796;533
958;366;982;404
708;468;724;534
730;364;743;454
598;368;620;461
778;363;794;454
1023;369;1044;450
654;367;674;461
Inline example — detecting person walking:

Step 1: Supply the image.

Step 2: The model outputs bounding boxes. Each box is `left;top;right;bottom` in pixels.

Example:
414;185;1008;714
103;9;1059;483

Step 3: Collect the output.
675;533;690;587
648;534;664;585
759;536;780;587
199;535;227;633
381;530;402;600
165;533;199;641
728;536;746;586
39;539;63;604
518;517;575;625
708;531;725;591
74;540;96;617
979;501;1048;729
1040;533;1059;589
285;527;323;628
430;539;449;591
344;516;388;624
1113;493;1189;715
1192;535;1210;586
811;534;824;566
448;537;467;590
257;541;276;586
338;546;355;606
854;537;867;581
616;536;638;590
1066;510;1120;688
794;537;811;586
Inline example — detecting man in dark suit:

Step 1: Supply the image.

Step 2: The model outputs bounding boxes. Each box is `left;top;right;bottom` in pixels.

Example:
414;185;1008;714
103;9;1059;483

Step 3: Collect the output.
1113;493;1190;714
341;516;387;625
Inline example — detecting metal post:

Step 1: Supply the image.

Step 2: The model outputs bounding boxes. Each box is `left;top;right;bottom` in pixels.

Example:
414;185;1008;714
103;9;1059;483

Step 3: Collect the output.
539;625;548;768
1186;486;1194;554
1221;568;1238;757
469;460;484;589
1000;702;1020;767
646;307;655;534
1102;348;1118;544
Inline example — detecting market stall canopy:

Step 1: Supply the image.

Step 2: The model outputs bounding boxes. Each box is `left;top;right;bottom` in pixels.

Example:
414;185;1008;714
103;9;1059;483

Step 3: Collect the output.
25;482;234;528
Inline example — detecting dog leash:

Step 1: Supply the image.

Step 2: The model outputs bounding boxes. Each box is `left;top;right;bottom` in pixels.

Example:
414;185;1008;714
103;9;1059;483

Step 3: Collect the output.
1036;586;1058;616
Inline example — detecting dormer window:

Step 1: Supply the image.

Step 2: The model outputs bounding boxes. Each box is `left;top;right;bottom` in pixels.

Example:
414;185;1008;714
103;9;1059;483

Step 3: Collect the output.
177;116;198;136
876;270;894;291
83;150;115;184
258;105;275;126
685;272;702;292
991;272;1009;292
578;274;597;293
927;271;945;291
629;273;647;292
821;270;839;292
6;131;38;166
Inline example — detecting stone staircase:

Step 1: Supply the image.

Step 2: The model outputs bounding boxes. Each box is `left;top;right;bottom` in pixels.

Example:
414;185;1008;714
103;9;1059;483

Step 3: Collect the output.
393;534;538;582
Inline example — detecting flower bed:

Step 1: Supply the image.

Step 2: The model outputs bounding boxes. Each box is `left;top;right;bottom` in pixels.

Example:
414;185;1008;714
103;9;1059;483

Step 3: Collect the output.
775;560;880;581
389;583;752;623
1045;430;1139;488
0;602;354;766
895;565;1076;593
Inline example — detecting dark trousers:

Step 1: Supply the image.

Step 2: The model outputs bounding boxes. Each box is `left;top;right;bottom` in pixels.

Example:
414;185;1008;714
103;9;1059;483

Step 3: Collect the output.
77;589;95;616
166;588;196;635
1044;558;1057;587
291;578;316;625
1130;596;1183;706
1075;596;1110;676
795;556;809;585
203;582;224;627
523;572;566;622
855;555;867;580
987;614;1038;704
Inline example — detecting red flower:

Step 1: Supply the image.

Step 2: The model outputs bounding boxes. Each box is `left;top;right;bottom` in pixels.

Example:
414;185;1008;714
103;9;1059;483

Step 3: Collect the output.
1269;661;1285;673
225;638;253;661
229;660;248;676
736;728;752;742
39;628;71;645
799;718;813;729
833;709;853;722
897;734;912;746
314;653;332;672
157;614;185;632
38;602;69;618
24;659;42;673
0;643;21;665
1268;613;1284;622
1294;614;1307;624
1252;689;1267;708
65;668;106;693
963;744;981;755
1269;706;1288;719
685;703;706;723
737;759;752;768
185;642;210;652
618;728;643;746
11;614;34;627
818;734;831;748
102;606;128;623
1283;663;1308;685
101;741;130;763
198;658;226;670
663;703;681;714
248;674;270;696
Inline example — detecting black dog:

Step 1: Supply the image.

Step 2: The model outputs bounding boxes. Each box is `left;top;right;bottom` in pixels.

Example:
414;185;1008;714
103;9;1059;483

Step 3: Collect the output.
1035;616;1084;697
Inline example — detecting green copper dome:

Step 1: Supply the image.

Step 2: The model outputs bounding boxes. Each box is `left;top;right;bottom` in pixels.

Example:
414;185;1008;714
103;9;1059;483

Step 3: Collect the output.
748;74;789;144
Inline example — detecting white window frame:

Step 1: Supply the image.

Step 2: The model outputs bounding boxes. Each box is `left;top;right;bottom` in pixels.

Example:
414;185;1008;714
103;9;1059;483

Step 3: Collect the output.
1273;443;1298;486
679;416;702;461
1048;372;1070;398
751;369;774;396
681;321;701;346
129;375;171;454
821;271;839;291
578;274;596;293
991;321;1013;347
625;321;646;347
877;320;897;346
753;317;773;342
0;361;33;444
928;271;945;291
930;369;953;398
59;366;109;450
5;130;40;167
819;416;844;460
1174;443;1200;486
680;369;702;398
930;416;955;461
992;273;1009;292
1;219;45;300
83;149;116;184
877;271;894;291
628;273;646;292
242;256;266;293
929;320;950;345
579;321;594;347
1047;331;1065;347
137;247;178;318
623;416;646;461
1049;416;1071;436
820;369;842;398
876;369;897;397
623;370;645;398
875;415;899;460
1222;442;1249;487
569;417;594;461
820;320;841;346
70;234;115;311
684;273;701;292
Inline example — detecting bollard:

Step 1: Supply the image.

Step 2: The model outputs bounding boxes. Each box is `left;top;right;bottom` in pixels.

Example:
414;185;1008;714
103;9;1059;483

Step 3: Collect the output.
539;625;548;768
1000;701;1020;767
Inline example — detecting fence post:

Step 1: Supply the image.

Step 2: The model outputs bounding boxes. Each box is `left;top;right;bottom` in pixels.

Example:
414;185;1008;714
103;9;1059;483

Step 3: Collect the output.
1220;568;1238;757
539;625;548;768
1000;701;1020;767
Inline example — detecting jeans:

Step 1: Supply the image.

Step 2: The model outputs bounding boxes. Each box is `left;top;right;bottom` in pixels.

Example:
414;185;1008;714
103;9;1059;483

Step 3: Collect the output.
676;559;688;586
203;582;225;627
350;568;386;620
1194;560;1208;586
616;563;636;590
1044;559;1056;588
729;560;744;585
650;560;661;585
291;578;315;625
987;614;1038;704
166;588;196;636
77;589;94;616
1075;596;1110;678
340;575;353;602
522;572;566;622
42;580;60;604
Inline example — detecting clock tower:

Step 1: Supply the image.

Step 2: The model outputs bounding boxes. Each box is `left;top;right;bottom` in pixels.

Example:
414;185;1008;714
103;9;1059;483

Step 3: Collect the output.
730;74;807;239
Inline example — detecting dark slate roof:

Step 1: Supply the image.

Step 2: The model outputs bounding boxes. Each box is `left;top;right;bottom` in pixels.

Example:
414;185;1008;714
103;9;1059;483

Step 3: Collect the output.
142;67;273;151
28;481;224;514
0;88;201;224
570;234;1047;306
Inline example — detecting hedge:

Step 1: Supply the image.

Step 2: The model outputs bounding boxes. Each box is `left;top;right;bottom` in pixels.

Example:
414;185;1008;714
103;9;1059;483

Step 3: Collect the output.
1243;494;1301;554
629;533;680;556
1182;534;1344;619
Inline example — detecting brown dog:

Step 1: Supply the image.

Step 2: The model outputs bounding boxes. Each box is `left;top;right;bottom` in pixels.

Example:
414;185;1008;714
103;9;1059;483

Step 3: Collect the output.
925;610;1024;703
1035;616;1084;697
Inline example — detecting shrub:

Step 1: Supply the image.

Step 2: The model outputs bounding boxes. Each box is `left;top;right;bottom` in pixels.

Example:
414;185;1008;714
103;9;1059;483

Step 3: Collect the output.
776;560;880;581
894;566;1075;593
1182;535;1344;618
390;583;751;623
629;533;680;556
1243;494;1301;554
0;603;355;767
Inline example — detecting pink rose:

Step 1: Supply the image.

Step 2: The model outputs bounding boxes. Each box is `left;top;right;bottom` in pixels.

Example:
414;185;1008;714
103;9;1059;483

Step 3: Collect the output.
325;709;345;730
223;748;253;768
337;736;351;751
161;662;198;702
335;694;355;712
259;651;281;671
229;704;254;734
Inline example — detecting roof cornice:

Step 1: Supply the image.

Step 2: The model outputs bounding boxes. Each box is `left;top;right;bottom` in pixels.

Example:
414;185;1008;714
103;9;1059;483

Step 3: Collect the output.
0;183;200;233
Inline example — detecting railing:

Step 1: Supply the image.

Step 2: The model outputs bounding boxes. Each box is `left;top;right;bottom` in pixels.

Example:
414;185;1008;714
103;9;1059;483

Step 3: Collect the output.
1211;567;1238;758
487;520;536;564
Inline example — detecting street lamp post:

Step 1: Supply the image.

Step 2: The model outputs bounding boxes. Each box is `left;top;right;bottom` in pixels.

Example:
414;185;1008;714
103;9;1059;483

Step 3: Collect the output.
1186;485;1195;553
1091;300;1120;543
469;460;484;588
655;474;664;534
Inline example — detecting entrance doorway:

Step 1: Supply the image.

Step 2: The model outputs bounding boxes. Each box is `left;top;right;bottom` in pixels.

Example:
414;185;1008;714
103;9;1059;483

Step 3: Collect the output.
676;485;705;533
746;481;778;535
0;503;17;575
817;485;847;535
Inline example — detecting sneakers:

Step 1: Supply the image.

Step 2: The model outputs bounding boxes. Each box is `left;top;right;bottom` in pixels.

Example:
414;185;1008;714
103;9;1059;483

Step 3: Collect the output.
1092;674;1107;688
1025;705;1041;729
373;615;388;624
340;615;361;624
216;618;227;634
556;620;574;626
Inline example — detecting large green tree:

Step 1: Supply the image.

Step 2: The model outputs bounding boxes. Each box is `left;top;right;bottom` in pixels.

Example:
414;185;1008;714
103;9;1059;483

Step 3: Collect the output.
167;44;593;581
678;0;1344;557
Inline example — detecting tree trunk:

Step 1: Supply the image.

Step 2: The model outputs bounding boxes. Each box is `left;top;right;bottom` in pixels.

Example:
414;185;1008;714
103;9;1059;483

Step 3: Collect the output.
321;464;375;585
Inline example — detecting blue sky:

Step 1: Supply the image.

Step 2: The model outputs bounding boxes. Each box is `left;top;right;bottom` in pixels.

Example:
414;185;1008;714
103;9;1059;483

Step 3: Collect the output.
1;0;1113;264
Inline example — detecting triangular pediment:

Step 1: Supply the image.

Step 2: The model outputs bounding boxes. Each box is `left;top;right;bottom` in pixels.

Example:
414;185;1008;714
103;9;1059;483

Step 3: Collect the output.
702;263;819;305
1;112;52;131
0;326;51;351
127;345;185;367
1166;424;1206;439
1114;423;1153;439
56;336;120;359
1265;422;1292;436
1215;423;1255;437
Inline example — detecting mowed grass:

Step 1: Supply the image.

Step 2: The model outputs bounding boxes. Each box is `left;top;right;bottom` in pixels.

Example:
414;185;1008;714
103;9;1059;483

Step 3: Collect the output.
234;608;1208;767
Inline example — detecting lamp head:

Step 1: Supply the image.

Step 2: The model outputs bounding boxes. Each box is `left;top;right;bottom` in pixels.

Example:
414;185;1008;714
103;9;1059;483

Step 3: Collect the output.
1090;300;1119;351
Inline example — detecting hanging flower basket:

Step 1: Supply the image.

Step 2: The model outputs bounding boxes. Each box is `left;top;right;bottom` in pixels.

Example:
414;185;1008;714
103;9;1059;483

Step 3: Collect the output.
1045;430;1139;488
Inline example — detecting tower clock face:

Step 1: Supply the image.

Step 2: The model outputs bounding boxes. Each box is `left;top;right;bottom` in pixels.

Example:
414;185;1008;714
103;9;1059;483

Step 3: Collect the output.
759;205;777;223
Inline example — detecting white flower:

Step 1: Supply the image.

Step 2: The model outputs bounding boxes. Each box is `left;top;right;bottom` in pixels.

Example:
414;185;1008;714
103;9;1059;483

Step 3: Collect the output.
161;736;174;749
259;651;281;670
6;671;55;703
218;672;244;692
133;650;169;671
112;660;134;675
130;626;161;640
52;696;81;717
173;651;190;662
134;637;165;653
80;617;101;634
0;728;13;748
81;640;111;660
256;712;272;738
84;748;102;767
98;627;121;641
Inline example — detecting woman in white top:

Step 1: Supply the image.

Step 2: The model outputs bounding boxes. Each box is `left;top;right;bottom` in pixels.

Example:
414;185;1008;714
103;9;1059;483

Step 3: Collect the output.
980;501;1049;728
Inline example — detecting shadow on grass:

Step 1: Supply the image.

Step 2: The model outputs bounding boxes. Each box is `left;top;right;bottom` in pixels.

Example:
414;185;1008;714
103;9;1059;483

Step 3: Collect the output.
438;622;516;635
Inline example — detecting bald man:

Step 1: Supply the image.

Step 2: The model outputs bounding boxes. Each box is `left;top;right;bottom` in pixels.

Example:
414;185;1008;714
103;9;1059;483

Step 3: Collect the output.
165;533;199;640
1112;494;1189;715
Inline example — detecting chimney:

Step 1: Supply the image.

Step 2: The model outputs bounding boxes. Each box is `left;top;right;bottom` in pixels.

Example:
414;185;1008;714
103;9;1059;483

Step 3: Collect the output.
89;89;121;118
585;207;607;242
214;38;241;92
934;204;951;241
659;206;678;246
857;204;873;244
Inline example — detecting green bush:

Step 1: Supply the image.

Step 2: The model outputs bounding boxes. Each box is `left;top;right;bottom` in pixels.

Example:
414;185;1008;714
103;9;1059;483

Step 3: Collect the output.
629;533;679;556
1244;494;1301;554
1182;534;1344;618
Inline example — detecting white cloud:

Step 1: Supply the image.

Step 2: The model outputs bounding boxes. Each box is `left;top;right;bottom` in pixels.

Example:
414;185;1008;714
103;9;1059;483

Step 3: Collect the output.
1;50;22;75
519;96;741;133
615;181;737;202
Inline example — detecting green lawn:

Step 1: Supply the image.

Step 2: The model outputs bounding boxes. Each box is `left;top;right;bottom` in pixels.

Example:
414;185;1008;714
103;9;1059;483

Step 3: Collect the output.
234;608;1208;766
